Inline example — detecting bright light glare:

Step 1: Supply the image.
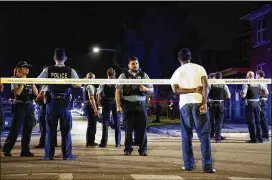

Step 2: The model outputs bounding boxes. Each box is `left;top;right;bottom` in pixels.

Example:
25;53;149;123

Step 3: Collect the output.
93;47;100;53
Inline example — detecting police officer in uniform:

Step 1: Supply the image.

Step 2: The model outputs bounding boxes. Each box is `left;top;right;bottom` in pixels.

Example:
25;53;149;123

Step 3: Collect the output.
241;71;268;143
0;83;4;149
116;56;154;156
34;86;58;148
38;48;80;160
208;72;230;143
256;70;270;141
97;68;121;148
82;72;99;147
2;61;38;157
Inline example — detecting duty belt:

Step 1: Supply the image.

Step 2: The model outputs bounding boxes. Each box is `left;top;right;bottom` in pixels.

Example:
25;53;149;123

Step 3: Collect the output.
209;100;224;103
247;99;259;102
15;100;33;104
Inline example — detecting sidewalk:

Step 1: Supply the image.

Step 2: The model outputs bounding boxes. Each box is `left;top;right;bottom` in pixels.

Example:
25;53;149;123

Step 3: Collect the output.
147;124;272;138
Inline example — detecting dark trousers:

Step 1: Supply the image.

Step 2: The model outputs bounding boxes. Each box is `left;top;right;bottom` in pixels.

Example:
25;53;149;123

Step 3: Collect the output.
38;104;57;147
260;101;269;139
0;106;4;135
180;103;213;171
123;100;148;153
246;102;262;142
100;99;121;146
209;102;224;141
84;104;97;145
2;103;35;154
45;99;72;158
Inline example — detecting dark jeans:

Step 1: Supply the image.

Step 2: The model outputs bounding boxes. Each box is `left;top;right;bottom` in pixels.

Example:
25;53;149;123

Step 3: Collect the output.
246;102;262;142
123;100;148;153
45;99;72;158
84;104;97;145
209;102;224;141
100;99;121;146
260;101;269;139
2;103;35;154
180;103;213;171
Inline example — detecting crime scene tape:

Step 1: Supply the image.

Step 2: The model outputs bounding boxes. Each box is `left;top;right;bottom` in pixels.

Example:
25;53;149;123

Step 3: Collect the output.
0;77;271;85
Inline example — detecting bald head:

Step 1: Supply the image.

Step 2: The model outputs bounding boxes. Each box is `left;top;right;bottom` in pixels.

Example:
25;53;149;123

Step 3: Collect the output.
246;71;254;79
86;72;95;79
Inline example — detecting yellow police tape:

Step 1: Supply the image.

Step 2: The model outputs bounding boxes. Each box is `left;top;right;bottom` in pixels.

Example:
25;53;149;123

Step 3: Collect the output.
0;77;271;85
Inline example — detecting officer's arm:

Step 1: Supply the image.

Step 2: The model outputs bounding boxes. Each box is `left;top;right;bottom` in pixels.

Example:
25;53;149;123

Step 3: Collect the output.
32;85;38;96
13;84;24;96
241;85;247;99
88;86;98;113
260;84;269;97
116;88;122;108
224;85;231;99
0;83;4;93
71;69;81;88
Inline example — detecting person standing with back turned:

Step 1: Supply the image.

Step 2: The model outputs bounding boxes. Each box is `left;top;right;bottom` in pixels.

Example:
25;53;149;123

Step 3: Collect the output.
38;48;81;160
171;48;216;173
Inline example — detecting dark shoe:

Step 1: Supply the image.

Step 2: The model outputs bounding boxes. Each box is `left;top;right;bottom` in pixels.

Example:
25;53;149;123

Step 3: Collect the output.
33;144;44;148
139;151;148;156
245;140;257;143
182;165;196;171
42;156;53;160
99;144;107;148
221;136;226;140
204;168;216;173
215;140;222;143
63;154;76;160
115;144;121;147
20;152;34;157
124;151;132;156
86;142;98;147
3;151;12;157
263;138;270;142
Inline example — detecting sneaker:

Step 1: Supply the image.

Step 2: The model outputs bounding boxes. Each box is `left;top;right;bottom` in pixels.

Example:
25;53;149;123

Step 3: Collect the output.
204;168;216;173
115;144;121;147
20;152;34;157
182;165;196;171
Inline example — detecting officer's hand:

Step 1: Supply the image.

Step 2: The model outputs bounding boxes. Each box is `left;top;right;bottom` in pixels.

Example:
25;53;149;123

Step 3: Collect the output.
94;110;99;116
196;86;203;94
139;85;146;92
117;106;122;113
199;104;207;114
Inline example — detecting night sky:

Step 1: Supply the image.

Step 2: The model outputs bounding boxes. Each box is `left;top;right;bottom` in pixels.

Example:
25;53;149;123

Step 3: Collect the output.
0;1;266;79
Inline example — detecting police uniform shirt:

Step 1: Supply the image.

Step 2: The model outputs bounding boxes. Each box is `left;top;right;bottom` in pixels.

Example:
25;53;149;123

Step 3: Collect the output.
171;63;207;109
38;64;79;90
86;85;96;97
116;70;153;102
242;84;268;100
11;76;34;101
208;84;231;100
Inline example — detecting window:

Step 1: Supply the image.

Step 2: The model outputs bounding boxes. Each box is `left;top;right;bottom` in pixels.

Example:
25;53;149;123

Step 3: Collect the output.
257;63;265;71
256;17;267;45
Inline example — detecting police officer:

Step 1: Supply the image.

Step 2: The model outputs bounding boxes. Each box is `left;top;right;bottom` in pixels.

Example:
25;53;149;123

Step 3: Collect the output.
97;68;121;148
241;71;268;143
38;48;81;160
171;48;215;173
256;70;270;141
208;72;230;143
116;56;153;156
34;86;58;148
82;72;99;147
2;61;38;157
0;83;4;149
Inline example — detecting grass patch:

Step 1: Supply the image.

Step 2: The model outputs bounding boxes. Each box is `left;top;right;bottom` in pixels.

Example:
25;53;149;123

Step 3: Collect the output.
148;116;180;127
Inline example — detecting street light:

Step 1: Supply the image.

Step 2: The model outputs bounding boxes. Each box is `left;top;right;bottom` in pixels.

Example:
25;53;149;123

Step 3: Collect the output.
92;47;116;53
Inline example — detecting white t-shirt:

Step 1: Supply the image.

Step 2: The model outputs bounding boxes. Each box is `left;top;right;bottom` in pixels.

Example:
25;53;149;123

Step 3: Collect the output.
170;63;207;109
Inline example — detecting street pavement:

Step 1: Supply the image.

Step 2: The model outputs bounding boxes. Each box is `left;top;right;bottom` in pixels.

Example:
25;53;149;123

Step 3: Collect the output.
1;115;271;180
